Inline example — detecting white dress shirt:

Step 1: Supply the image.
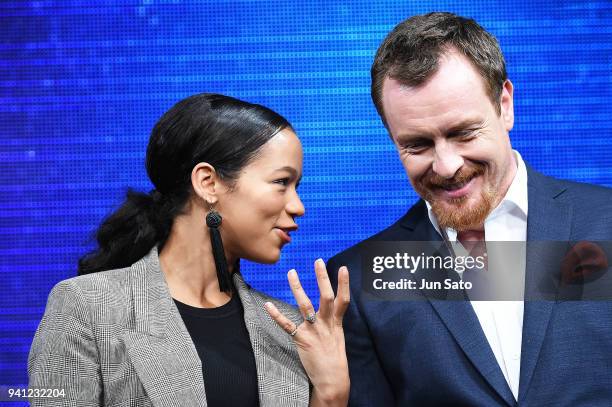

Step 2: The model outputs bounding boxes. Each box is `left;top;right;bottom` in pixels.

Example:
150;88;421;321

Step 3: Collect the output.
426;150;528;400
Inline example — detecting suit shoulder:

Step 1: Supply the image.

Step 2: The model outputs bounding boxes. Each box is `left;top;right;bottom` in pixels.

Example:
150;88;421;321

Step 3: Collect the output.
557;178;612;202
543;174;612;215
557;178;612;236
329;200;425;264
48;267;132;306
530;167;611;201
528;168;612;238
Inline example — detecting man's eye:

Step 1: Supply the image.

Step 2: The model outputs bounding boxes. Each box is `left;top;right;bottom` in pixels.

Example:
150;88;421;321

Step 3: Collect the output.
453;130;478;141
403;143;429;153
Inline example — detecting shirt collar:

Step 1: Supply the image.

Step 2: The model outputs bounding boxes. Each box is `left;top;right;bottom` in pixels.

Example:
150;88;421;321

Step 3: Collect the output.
425;150;528;241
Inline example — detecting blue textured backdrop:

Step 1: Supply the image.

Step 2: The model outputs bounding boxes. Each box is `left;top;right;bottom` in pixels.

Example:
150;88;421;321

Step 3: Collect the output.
1;0;611;391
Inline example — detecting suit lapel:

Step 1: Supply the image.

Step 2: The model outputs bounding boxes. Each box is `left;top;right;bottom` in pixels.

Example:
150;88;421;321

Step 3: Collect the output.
404;202;515;405
518;168;571;402
427;300;516;405
121;248;208;407
233;273;310;407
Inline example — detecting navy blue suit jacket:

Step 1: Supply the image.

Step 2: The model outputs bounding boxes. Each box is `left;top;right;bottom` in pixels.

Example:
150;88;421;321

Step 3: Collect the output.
328;167;612;406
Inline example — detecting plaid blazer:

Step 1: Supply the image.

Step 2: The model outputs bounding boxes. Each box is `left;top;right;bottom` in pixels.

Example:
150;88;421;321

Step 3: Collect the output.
28;248;309;406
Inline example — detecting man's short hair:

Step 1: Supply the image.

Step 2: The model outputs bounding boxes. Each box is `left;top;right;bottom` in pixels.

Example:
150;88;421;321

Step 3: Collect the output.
371;12;507;123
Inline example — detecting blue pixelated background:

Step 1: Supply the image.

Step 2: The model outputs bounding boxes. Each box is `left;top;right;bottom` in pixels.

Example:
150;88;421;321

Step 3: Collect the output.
1;0;611;392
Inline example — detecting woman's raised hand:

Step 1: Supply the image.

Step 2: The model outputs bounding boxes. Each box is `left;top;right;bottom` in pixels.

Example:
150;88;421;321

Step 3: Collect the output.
265;260;350;406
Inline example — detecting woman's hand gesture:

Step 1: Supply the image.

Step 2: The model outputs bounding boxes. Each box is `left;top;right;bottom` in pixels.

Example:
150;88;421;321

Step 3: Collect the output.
265;259;350;406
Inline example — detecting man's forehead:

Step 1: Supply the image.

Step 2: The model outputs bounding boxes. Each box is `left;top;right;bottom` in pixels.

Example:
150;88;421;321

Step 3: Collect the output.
383;50;487;99
382;77;482;118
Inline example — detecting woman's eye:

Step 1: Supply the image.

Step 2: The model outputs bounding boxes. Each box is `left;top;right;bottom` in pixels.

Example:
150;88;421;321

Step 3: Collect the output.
274;178;290;186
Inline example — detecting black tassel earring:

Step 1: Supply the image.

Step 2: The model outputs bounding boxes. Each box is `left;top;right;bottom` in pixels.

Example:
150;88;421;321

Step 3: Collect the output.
206;209;233;293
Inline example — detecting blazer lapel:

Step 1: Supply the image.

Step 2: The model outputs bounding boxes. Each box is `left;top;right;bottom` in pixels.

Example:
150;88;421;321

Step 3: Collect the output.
121;248;208;407
234;273;310;407
518;168;571;402
427;300;516;405
404;201;516;405
424;263;516;405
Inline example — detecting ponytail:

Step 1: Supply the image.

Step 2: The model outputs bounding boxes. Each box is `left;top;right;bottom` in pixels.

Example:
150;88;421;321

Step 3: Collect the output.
77;189;170;275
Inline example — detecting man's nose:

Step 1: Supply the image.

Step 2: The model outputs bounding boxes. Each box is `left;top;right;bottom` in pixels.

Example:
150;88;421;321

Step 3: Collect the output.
432;143;464;179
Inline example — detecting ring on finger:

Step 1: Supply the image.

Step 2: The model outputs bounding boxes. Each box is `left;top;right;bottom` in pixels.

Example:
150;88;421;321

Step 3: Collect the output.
305;313;317;324
289;324;298;336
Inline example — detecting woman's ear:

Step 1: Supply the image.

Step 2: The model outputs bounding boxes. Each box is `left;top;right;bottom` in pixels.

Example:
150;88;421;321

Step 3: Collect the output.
191;162;221;205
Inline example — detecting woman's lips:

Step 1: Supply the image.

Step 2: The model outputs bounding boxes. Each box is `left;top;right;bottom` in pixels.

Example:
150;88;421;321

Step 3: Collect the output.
275;228;292;244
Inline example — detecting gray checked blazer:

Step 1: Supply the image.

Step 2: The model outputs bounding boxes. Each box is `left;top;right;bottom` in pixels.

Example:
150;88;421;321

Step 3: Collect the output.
28;248;310;406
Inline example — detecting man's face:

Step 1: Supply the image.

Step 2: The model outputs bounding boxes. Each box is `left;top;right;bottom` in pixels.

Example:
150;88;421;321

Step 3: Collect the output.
380;49;516;231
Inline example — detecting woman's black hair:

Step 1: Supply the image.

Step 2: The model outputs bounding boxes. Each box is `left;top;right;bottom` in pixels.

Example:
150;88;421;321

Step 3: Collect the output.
78;93;292;275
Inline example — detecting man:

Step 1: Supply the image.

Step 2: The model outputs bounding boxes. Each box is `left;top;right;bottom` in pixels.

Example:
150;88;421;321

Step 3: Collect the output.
328;12;612;406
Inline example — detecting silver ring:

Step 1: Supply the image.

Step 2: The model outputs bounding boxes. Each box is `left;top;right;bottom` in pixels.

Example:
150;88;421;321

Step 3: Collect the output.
305;313;317;324
289;324;298;336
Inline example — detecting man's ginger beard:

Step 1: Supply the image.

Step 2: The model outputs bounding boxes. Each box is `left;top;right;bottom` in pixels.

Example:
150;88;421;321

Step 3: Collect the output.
414;164;497;231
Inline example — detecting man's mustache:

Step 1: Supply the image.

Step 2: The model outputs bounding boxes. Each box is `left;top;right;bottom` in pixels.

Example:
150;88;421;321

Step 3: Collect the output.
421;164;486;190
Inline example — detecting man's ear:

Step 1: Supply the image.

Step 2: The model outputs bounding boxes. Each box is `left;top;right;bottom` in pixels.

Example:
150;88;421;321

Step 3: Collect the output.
191;162;221;205
500;79;514;132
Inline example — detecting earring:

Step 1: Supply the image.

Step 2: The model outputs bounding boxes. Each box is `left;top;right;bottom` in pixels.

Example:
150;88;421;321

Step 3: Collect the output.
206;207;232;293
206;210;222;228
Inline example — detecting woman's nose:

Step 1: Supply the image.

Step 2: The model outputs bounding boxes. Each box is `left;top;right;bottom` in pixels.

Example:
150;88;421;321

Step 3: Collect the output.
286;190;305;218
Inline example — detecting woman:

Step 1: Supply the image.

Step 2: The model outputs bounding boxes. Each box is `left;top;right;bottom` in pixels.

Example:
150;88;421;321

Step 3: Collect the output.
28;93;350;406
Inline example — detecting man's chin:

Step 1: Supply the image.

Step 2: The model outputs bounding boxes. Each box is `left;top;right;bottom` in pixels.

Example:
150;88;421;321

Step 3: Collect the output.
430;197;492;231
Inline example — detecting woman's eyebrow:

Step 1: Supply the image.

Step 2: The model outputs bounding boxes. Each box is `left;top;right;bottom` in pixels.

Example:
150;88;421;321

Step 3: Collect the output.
274;166;302;185
273;166;298;176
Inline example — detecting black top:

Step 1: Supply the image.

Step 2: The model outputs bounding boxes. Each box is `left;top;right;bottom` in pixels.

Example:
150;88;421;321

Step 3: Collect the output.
174;294;259;407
